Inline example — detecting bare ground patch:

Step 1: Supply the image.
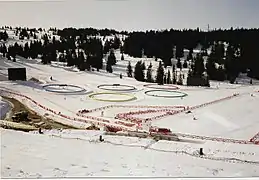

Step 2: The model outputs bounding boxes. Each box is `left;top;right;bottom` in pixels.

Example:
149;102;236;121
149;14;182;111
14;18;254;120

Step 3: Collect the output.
2;96;77;130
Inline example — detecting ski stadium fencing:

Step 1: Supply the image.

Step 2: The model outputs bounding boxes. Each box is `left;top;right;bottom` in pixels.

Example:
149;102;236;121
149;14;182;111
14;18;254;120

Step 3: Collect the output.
97;84;137;91
250;132;259;145
1;88;257;145
145;90;188;98
43;84;86;94
89;92;137;102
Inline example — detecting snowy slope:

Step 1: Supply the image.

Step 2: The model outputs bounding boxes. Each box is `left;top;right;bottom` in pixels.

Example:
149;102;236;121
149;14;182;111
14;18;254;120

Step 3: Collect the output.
1;128;259;177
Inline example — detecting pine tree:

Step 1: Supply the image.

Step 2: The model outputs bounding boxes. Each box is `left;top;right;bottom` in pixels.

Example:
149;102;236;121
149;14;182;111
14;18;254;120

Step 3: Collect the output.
163;75;167;84
172;71;177;84
206;44;217;80
127;61;133;77
215;42;225;64
106;63;113;73
187;49;193;60
177;58;182;69
134;61;145;81
58;53;65;62
183;60;188;68
225;44;239;83
177;73;183;85
141;62;146;71
167;70;172;84
23;42;30;58
66;50;73;66
106;52;113;73
41;53;48;64
33;33;37;39
193;54;205;77
1;31;8;41
146;62;153;82
1;44;7;57
121;53;124;60
108;50;116;65
85;55;91;71
172;64;176;72
156;61;164;85
77;51;86;71
103;40;111;54
112;36;121;49
176;45;184;58
120;45;124;54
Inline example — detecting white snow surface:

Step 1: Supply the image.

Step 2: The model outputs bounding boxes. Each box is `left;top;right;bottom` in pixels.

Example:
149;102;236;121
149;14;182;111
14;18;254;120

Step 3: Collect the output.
1;128;259;177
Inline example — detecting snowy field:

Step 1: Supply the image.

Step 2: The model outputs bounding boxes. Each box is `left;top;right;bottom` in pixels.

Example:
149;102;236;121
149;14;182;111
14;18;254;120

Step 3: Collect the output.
1;129;259;177
1;30;259;177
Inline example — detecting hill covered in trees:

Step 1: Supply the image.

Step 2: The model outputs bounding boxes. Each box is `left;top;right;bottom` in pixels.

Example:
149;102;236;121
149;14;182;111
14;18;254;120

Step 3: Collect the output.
0;26;258;83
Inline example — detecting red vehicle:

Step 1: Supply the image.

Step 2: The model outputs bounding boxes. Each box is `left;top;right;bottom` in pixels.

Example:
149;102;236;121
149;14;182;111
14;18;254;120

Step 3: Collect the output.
149;126;172;135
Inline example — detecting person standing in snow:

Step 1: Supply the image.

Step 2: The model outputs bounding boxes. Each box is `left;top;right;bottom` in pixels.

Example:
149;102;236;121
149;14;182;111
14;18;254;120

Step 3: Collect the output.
101;111;104;117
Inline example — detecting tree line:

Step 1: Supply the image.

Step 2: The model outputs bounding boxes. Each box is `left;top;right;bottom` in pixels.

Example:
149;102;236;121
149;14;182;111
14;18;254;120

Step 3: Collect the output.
0;26;258;84
123;28;259;80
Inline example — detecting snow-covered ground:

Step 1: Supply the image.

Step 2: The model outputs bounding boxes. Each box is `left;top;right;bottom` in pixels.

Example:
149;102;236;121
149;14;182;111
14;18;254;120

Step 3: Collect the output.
1;129;259;177
1;30;259;177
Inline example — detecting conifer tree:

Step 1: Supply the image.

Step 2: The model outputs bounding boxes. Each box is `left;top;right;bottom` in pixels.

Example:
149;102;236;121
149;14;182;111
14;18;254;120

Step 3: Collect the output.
108;49;116;65
134;61;145;81
106;53;113;73
193;54;205;77
85;55;91;71
173;71;177;84
112;36;121;49
176;45;184;58
177;73;183;85
177;58;182;69
187;49;193;60
141;62;146;71
225;45;239;83
183;60;188;68
23;42;30;59
167;70;172;84
146;62;153;82
172;64;176;72
127;61;133;77
156;61;164;85
106;63;113;73
1;44;7;57
77;51;86;71
163;74;167;84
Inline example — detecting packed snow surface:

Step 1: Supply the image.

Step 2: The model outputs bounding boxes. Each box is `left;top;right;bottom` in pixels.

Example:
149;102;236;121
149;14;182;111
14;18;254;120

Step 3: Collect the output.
1;129;259;177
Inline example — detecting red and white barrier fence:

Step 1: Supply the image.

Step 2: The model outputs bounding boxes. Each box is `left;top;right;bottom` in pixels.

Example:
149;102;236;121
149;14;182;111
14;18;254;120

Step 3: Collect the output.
0;89;132;132
176;132;254;145
250;132;259;143
1;88;257;145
